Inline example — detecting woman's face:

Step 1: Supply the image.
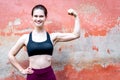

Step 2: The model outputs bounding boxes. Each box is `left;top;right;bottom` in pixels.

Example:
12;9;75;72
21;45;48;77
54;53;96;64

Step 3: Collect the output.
32;9;46;28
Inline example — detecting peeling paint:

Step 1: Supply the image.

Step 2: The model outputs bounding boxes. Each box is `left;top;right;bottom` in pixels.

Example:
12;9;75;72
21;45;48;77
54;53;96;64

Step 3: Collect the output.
55;64;120;80
13;18;21;26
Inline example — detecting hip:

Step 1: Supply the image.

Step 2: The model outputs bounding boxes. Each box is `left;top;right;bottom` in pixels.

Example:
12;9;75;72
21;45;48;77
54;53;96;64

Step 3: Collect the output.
27;66;56;80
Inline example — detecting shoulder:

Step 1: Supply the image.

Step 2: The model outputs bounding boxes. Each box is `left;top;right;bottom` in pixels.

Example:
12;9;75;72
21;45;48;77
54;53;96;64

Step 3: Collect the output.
50;32;60;37
20;34;29;40
49;33;57;42
50;32;63;42
17;34;30;45
50;32;59;39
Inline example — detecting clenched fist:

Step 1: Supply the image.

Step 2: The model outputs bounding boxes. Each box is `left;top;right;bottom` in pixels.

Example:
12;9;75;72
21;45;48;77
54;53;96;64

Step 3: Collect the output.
68;9;78;17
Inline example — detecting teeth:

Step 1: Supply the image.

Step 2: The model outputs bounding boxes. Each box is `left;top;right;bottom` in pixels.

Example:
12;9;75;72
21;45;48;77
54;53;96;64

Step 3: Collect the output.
36;22;42;24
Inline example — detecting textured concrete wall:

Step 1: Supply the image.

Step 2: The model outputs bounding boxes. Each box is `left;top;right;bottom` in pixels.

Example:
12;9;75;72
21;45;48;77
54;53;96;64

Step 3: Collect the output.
0;0;120;80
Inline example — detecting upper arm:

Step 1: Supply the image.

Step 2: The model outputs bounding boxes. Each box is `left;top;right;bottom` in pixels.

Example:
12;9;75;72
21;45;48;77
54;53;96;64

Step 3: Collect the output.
50;32;80;43
9;34;27;56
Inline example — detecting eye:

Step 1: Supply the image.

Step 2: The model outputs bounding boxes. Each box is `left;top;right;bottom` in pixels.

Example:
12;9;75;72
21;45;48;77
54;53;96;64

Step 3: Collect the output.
34;15;38;17
39;15;44;18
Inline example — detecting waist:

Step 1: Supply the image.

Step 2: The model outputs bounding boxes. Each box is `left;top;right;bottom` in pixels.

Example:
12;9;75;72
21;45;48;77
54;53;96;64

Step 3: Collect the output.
31;66;54;75
29;55;52;69
32;66;52;72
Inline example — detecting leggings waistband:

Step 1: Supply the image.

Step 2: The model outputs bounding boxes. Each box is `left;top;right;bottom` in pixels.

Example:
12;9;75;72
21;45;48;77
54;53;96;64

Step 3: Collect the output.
32;66;53;74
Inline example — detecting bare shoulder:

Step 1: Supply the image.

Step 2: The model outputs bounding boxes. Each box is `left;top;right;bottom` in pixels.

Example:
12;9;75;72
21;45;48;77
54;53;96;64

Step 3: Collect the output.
50;32;59;41
18;34;29;45
50;32;61;36
20;34;29;40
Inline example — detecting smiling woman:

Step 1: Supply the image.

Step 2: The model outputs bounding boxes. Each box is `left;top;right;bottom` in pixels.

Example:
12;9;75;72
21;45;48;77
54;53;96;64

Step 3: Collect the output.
32;9;46;28
32;5;47;29
8;4;80;80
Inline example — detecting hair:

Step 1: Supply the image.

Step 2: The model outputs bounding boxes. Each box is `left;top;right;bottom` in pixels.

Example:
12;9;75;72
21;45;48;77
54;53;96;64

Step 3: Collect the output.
31;4;48;17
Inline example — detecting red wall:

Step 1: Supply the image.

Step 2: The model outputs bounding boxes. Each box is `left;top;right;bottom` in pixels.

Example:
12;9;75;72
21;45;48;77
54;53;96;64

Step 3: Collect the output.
0;0;120;80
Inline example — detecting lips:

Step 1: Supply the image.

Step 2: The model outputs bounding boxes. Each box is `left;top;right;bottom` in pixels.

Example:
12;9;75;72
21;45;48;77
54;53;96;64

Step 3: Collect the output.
35;21;43;24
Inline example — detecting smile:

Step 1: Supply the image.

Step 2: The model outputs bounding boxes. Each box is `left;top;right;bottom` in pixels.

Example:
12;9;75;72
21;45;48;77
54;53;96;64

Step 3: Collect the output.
36;21;43;24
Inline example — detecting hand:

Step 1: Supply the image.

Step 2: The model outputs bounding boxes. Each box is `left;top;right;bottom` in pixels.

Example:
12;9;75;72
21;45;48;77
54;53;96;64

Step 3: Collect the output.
20;67;34;75
68;9;78;17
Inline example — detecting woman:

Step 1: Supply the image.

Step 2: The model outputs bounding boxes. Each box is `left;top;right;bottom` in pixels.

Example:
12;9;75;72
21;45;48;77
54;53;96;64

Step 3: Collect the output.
8;4;80;80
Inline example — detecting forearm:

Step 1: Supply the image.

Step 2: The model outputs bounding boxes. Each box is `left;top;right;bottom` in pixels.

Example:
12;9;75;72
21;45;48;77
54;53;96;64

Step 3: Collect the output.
8;54;24;72
73;15;80;37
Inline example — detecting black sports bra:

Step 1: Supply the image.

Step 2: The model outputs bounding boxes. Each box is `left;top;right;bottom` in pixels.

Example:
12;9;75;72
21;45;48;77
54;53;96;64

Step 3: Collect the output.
27;32;53;57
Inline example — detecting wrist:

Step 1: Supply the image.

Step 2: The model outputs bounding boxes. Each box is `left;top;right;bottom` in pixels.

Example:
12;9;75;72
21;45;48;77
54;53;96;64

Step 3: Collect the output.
19;68;24;73
74;15;79;19
74;14;78;18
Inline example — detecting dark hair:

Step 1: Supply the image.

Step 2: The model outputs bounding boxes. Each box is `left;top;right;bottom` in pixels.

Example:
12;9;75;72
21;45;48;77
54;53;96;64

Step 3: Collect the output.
31;4;48;17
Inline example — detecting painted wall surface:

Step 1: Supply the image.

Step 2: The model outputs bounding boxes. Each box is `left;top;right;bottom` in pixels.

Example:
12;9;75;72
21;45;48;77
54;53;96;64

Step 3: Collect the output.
0;0;120;80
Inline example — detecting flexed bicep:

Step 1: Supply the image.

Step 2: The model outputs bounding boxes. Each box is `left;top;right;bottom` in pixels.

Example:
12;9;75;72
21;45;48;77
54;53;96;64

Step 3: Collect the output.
51;32;79;43
51;9;80;43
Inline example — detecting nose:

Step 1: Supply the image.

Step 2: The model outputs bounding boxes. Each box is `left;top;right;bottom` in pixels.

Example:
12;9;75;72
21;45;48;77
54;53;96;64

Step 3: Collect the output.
36;17;41;21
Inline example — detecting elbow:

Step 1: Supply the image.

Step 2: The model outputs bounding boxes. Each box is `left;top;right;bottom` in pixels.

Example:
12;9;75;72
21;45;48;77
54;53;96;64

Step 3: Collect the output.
8;54;12;61
74;32;80;39
8;55;14;64
76;34;80;39
8;53;14;61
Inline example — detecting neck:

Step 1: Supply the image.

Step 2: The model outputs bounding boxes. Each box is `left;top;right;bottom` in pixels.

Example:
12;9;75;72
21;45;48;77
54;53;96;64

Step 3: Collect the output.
34;26;45;33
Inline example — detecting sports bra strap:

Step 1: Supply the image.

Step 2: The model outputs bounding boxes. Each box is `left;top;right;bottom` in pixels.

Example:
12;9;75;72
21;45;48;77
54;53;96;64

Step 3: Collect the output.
46;32;51;41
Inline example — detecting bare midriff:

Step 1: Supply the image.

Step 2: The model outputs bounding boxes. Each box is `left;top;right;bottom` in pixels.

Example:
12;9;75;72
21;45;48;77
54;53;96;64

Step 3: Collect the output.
29;55;52;69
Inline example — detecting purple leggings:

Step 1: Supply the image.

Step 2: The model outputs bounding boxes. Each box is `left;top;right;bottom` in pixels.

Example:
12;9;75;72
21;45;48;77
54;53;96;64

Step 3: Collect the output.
27;66;56;80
